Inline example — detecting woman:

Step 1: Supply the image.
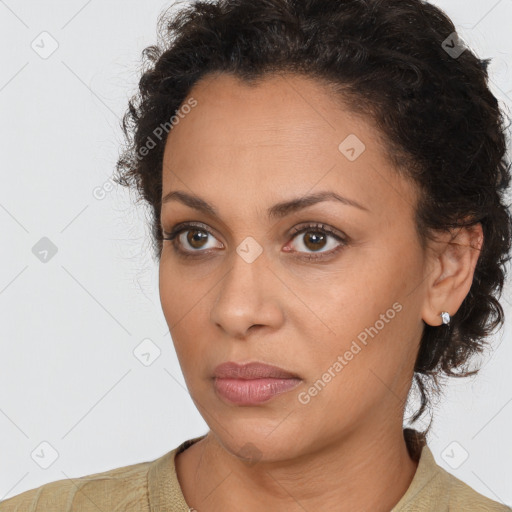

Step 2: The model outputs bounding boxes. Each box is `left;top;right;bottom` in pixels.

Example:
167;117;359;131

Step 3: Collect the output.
2;0;511;510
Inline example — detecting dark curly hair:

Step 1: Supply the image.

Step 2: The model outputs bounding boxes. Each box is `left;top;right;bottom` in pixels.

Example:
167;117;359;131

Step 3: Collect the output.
113;0;512;442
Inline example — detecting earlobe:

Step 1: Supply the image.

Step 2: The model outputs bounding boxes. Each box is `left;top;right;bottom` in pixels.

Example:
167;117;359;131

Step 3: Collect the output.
421;223;483;327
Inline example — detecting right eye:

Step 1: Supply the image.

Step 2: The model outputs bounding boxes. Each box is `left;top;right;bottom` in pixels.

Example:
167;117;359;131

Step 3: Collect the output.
163;222;224;256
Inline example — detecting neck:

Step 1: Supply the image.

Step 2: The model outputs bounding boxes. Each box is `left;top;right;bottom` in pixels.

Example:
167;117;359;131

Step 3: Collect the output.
175;422;419;512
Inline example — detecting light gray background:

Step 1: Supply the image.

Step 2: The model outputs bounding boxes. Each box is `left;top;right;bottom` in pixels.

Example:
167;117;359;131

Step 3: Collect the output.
1;0;511;506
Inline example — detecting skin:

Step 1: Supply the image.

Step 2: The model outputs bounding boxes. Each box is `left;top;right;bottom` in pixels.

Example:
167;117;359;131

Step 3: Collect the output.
158;72;483;512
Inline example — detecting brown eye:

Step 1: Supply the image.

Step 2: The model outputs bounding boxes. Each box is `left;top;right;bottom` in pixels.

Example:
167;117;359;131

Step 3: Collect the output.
163;222;223;256
301;231;328;251
288;223;348;259
184;228;209;249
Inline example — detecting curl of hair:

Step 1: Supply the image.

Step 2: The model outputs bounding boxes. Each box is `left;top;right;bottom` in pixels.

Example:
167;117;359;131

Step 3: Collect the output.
114;0;512;440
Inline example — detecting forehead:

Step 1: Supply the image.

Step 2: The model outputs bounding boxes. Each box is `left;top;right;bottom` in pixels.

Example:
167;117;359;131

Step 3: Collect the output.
161;73;417;219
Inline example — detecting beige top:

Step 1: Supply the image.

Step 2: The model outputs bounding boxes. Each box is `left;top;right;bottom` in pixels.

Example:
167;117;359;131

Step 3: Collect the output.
1;432;509;511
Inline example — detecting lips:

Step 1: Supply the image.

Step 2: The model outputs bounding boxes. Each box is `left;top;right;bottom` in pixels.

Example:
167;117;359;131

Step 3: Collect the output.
212;362;302;405
213;361;300;380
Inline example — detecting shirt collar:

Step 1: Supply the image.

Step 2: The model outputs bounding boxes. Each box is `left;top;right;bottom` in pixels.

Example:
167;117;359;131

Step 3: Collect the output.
148;434;207;511
147;430;446;512
390;443;449;511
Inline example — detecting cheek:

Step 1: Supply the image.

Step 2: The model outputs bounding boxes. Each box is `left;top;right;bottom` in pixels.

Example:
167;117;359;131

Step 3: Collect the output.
159;262;207;366
292;243;420;395
294;307;412;436
159;256;210;326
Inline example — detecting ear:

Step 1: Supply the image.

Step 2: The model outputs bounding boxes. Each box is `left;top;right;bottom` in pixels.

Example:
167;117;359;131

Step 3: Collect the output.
421;222;484;327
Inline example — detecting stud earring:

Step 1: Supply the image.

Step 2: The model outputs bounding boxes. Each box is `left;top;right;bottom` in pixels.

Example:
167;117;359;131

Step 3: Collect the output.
440;311;451;325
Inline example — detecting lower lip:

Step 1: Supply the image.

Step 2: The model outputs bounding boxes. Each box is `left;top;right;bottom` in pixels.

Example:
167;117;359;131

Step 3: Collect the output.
213;377;302;405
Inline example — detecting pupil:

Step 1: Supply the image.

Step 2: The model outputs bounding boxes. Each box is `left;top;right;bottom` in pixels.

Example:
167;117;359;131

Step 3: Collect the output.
305;232;326;251
188;229;208;248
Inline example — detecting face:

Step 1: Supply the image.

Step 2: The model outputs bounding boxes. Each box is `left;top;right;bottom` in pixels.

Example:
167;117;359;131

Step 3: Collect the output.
159;72;429;461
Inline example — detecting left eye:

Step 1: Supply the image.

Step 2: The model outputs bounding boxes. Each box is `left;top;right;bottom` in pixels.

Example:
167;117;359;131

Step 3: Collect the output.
287;223;347;256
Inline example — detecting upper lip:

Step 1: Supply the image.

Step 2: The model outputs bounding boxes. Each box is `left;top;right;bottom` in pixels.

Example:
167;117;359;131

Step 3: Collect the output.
213;361;300;379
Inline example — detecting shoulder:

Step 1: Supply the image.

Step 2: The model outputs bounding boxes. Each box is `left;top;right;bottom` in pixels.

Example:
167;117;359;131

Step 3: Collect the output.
0;457;154;512
437;464;511;511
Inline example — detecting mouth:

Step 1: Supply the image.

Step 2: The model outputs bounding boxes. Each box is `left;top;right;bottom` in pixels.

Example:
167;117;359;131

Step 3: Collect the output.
212;361;302;405
213;361;300;379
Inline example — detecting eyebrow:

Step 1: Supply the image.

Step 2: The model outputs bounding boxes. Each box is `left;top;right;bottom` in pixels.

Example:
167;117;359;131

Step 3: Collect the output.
161;190;370;219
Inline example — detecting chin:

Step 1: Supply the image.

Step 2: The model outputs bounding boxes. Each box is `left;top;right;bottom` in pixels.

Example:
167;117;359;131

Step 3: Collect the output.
208;416;309;463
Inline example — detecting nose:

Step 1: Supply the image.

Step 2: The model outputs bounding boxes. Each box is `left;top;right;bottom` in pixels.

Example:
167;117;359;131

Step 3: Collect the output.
209;248;285;339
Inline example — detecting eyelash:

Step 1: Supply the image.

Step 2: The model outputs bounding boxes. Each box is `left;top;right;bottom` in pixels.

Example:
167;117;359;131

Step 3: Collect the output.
162;222;348;261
